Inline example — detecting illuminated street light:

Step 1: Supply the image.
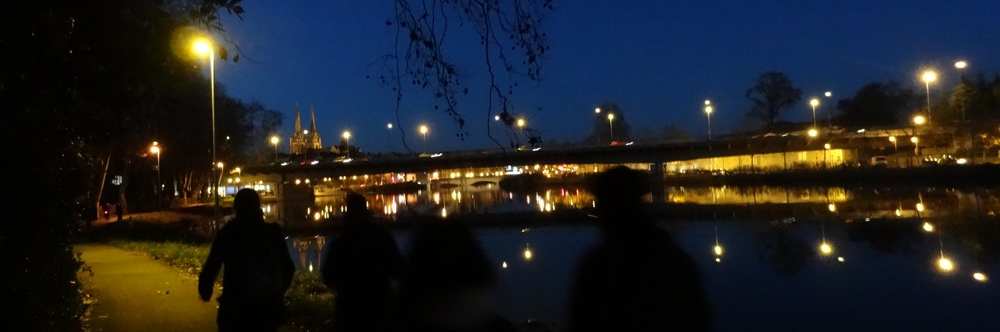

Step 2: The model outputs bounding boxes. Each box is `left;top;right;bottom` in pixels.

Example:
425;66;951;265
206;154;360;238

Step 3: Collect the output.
704;99;711;106
149;142;162;204
188;35;221;211
824;91;832;98
912;114;927;126
269;135;280;161
807;128;819;138
922;221;934;233
607;113;616;143
827;203;837;213
386;122;394;129
973;272;988;283
809;98;820;126
954;60;968;70
819;241;834;256
418;124;430;143
936;255;955;273
594;107;602;114
523;247;534;261
921;69;938;120
704;104;714;141
216;162;224;169
516;118;527;128
824;143;832;150
712;244;724;257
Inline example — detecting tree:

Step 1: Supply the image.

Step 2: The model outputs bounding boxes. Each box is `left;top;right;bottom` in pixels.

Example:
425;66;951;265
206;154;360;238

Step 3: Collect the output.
745;72;802;128
380;0;554;151
835;81;915;127
583;103;632;145
4;1;247;329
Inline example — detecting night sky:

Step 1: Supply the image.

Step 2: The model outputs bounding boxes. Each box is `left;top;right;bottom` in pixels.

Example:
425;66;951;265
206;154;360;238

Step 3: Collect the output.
216;0;1000;152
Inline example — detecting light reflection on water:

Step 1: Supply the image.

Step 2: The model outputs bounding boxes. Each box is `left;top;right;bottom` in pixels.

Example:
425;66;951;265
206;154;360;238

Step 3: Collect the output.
288;210;999;330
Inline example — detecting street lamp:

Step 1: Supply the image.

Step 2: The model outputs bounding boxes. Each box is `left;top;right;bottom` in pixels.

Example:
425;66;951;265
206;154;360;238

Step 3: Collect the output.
703;104;714;141
606;113;616;143
954;60;968;70
149;142;161;205
418;124;429;150
190;35;220;211
516;118;526;129
911;136;920;160
342;130;352;143
594;107;602;114
809;98;820;127
824;91;833;126
921;69;938;121
386;122;394;129
807;128;819;138
912;114;927;126
823;143;831;168
269;135;280;161
888;136;897;151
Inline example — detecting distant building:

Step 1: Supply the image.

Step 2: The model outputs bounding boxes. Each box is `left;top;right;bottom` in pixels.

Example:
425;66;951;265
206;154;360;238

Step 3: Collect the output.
289;105;324;154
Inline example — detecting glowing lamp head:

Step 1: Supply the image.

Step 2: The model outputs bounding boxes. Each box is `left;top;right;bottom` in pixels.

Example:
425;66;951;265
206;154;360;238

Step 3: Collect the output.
269;135;280;145
303;129;310;135
216;162;224;169
888;136;897;143
973;272;988;282
807;128;819;138
713;244;724;257
936;256;955;272
819;242;834;256
910;136;919;144
387;122;394;129
921;70;938;84
594;107;602;114
191;37;213;57
809;98;820;108
341;130;352;140
824;91;833;98
824;143;832;150
523;247;534;261
704;99;712;106
912;114;927;126
827;203;837;212
516;118;527;128
607;113;615;121
149;145;161;155
954;60;968;70
921;221;934;233
418;125;429;135
704;105;714;115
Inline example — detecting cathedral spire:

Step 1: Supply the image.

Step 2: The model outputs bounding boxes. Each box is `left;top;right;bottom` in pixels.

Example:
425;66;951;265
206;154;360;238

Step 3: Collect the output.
293;103;302;133
309;105;318;134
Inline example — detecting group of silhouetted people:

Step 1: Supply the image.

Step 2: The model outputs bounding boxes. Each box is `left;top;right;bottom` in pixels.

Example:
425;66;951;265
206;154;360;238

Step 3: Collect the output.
199;166;711;332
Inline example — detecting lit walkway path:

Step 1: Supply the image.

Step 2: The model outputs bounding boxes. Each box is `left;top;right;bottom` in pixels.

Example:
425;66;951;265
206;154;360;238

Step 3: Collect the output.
76;244;217;331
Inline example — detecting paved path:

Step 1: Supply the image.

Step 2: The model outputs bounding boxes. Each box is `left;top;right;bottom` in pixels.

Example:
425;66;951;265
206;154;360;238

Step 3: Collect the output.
76;244;218;331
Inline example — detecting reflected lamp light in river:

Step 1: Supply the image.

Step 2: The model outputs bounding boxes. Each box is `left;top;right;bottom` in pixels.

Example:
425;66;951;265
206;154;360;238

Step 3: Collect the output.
523;247;534;261
936;256;955;273
713;244;724;257
972;272;988;283
921;222;934;233
916;202;926;212
827;203;837;212
818;242;834;256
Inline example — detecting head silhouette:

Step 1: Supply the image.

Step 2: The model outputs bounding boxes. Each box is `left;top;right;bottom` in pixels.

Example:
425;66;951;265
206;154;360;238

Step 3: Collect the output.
233;188;263;223
343;191;370;223
590;166;648;223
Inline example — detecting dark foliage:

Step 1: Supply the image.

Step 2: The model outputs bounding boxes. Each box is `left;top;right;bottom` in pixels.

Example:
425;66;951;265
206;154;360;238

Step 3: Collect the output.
745;71;803;128
835;81;916;127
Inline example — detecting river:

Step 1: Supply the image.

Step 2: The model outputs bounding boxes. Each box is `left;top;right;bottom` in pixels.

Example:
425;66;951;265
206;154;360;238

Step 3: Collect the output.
281;185;1000;331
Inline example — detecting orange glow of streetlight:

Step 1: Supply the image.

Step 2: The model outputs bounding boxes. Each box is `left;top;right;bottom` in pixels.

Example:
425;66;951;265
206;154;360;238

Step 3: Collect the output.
888;136;896;143
269;135;280;146
216;161;224;169
936;255;955;273
418;124;429;135
921;69;938;84
807;128;819;138
912;114;927;126
809;98;820;108
516;118;527;128
191;37;213;57
819;241;834;256
910;136;919;144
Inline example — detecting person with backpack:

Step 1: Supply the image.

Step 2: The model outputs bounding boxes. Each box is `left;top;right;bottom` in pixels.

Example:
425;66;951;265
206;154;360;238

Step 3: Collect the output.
199;189;295;332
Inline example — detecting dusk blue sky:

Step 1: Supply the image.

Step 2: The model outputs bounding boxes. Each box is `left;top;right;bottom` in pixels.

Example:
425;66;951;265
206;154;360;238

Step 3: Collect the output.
215;0;1000;152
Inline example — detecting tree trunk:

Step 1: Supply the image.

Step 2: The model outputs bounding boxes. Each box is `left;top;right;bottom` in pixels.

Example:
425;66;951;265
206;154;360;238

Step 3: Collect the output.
94;153;112;221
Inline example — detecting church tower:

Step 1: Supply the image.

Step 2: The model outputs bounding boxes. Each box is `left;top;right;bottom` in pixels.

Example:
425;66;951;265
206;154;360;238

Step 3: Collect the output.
289;104;324;154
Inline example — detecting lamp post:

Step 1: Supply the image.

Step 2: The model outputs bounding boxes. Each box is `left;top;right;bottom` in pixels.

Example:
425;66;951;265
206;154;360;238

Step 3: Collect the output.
149;142;161;206
921;69;938;121
911;136;920;166
824;91;833;127
190;36;219;211
594;107;602;114
606;113;615;144
419;124;429;151
269;135;280;161
809;98;820;127
823;143;831;168
703;104;714;141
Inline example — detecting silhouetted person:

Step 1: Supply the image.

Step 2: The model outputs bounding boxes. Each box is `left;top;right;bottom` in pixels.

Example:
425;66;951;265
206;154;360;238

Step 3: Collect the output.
199;189;295;332
321;192;404;332
400;219;516;332
568;166;711;332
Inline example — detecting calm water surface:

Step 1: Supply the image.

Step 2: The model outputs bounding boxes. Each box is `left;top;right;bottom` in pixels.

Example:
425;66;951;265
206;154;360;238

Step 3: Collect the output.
286;186;1000;331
